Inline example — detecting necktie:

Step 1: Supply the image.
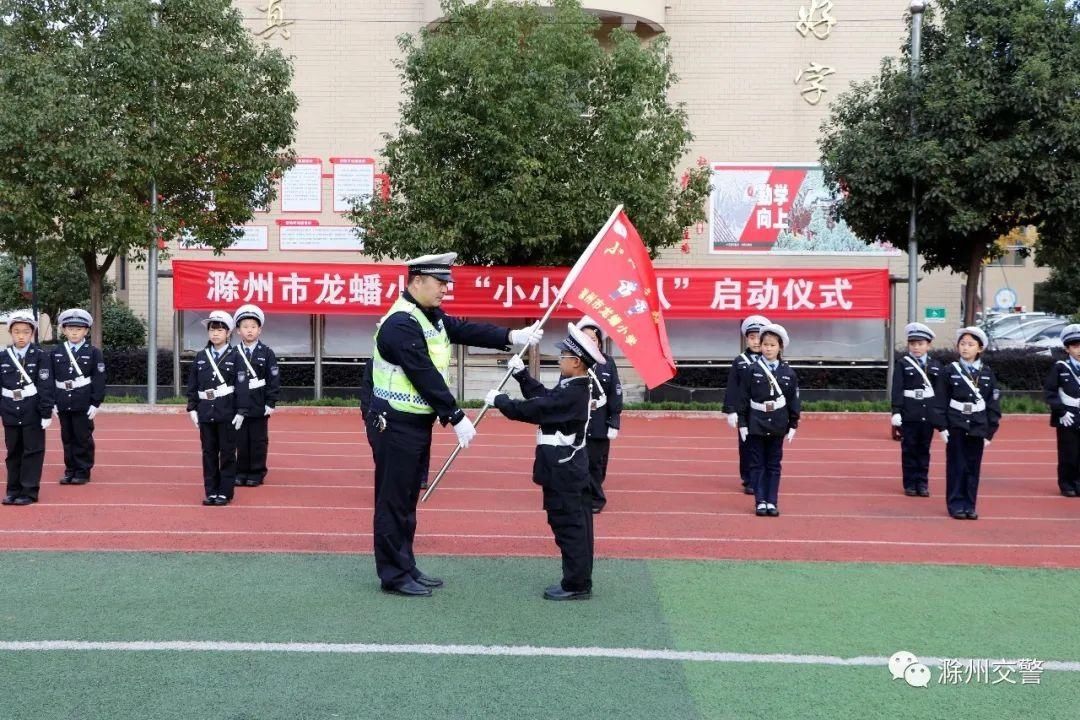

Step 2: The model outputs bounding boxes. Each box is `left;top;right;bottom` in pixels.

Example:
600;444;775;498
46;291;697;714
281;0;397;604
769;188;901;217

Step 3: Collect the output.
212;350;219;362
245;347;252;359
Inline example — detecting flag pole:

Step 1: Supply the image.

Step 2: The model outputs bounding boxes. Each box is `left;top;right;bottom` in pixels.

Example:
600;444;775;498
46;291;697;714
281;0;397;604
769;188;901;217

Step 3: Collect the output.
421;204;624;503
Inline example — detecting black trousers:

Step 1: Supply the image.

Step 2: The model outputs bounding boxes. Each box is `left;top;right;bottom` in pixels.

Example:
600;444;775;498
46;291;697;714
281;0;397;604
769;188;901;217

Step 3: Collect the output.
5;423;45;500
237;415;269;483
543;484;594;592
369;413;431;588
945;431;984;514
59;410;95;480
747;434;784;505
586;437;610;510
738;432;752;486
1056;427;1080;494
900;420;934;491
199;421;237;499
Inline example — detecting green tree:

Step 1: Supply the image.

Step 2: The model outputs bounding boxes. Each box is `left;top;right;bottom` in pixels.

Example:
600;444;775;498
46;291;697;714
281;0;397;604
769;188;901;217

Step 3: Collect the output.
349;0;708;265
1034;266;1080;317
0;254;115;340
819;0;1080;325
0;0;297;346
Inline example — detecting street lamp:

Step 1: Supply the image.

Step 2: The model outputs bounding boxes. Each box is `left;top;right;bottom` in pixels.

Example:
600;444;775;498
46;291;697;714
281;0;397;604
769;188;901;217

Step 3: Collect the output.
907;0;925;325
148;0;161;404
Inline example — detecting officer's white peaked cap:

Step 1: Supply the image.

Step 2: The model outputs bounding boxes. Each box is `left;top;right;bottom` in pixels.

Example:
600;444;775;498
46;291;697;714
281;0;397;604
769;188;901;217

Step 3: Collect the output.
905;322;935;341
406;253;457;282
233;304;265;327
1061;324;1080;346
956;326;988;349
5;312;37;331
57;308;93;329
558;323;606;367
200;310;235;332
759;322;790;348
740;315;770;336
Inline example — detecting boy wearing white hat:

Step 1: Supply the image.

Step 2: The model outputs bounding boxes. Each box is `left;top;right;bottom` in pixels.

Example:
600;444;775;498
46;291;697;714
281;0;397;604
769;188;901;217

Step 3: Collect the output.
1043;324;1080;497
50;309;107;485
889;322;944;497
1;313;55;506
231;304;280;487
736;323;800;517
724;315;770;494
486;323;605;600
935;326;1001;520
185;310;250;506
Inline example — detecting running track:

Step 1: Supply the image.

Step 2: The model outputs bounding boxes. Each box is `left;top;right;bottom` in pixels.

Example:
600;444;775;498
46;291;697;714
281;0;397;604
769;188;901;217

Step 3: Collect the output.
2;411;1076;569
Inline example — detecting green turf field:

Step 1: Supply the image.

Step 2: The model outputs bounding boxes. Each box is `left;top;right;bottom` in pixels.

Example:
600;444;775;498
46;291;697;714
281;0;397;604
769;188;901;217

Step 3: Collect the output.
1;553;1076;719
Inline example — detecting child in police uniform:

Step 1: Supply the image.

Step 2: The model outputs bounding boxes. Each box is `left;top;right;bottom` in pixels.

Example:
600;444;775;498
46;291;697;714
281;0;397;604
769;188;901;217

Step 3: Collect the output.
486;323;605;600
576;316;622;514
231;304;280;487
724;314;770;494
51;308;106;485
1;313;54;506
1043;324;1080;497
186;310;249;506
736;323;800;517
935;326;1001;520
890;322;943;497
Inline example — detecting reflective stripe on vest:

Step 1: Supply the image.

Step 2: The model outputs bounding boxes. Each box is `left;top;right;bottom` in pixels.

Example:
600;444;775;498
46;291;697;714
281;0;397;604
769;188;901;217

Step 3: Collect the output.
371;296;452;414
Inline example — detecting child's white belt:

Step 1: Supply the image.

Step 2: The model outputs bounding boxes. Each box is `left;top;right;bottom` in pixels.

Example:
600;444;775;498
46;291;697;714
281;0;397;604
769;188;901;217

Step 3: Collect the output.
248;378;266;390
56;376;92;391
537;431;576;447
1;385;37;400
198;384;234;400
903;388;934;399
949;399;986;414
750;396;787;412
1059;390;1080;408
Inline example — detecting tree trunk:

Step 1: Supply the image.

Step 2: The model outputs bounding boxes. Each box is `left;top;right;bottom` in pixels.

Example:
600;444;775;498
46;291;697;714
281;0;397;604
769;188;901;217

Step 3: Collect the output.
963;240;989;327
82;252;115;348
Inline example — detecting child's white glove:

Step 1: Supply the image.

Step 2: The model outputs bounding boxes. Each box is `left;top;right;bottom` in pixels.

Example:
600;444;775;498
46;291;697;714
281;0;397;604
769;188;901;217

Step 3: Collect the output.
484;389;501;407
1060;412;1075;427
786;428;796;444
231;414;244;431
890;413;902;427
607;428;618;440
727;412;738;429
984;438;991;447
189;410;199;427
739;427;748;442
86;405;98;420
264;405;274;416
40;417;52;430
506;354;525;374
939;430;950;444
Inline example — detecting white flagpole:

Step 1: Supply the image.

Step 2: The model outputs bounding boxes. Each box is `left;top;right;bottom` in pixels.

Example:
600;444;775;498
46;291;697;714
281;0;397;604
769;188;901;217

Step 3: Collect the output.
421;204;623;503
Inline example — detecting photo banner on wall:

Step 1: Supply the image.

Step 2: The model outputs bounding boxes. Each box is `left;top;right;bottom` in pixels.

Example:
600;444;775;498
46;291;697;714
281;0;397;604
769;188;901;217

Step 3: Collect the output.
709;162;899;255
174;261;889;320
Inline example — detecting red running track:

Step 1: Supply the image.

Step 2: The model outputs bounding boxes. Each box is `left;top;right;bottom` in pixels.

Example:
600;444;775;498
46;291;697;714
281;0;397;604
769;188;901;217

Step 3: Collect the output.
1;411;1077;568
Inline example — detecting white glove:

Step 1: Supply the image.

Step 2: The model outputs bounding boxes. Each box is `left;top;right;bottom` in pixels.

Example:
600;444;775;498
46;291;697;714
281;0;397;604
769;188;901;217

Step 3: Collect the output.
506;354;525;374
231;414;244;431
509;322;543;347
484;389;501;407
939;430;950;444
41;417;52;430
984;438;991;447
739;427;748;442
607;428;618;440
453;415;477;448
890;413;902;428
189;410;199;427
786;428;796;444
86;405;98;420
264;405;274;416
727;412;738;429
1061;412;1075;428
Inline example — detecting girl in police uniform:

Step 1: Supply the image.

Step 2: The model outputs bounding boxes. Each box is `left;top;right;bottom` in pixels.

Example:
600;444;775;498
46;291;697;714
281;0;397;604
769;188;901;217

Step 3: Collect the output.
934;327;1001;520
51;308;106;485
724;315;770;494
1043;324;1080;497
736;323;800;517
889;322;944;497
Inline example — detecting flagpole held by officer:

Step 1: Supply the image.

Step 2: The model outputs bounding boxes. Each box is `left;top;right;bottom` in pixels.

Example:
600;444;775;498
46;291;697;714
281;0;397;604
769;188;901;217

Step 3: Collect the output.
367;252;543;597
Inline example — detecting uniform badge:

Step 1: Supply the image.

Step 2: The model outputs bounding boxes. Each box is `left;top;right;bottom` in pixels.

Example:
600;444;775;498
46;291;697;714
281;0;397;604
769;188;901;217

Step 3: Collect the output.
270;366;279;376
993;389;1000;400
39;369;49;380
97;363;106;372
237;371;246;382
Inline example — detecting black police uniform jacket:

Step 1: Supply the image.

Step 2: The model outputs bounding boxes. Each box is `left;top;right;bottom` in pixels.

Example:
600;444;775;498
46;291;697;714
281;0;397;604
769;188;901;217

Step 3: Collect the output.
50;342;106;413
233;341;281;414
1043;358;1080;429
735;359;801;437
934;360;1001;439
585;354;622;439
185;345;250;423
722;350;759;415
890;354;945;425
1;344;55;426
493;372;592;490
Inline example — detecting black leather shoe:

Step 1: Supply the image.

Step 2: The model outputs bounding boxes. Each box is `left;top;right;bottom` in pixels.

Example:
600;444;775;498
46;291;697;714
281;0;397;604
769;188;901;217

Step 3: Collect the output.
966;511;978;520
1063;489;1078;498
591;505;604;514
1;495;16;505
248;479;263;487
755;502;768;517
950;512;966;520
413;572;444;588
69;477;90;485
59;475;74;485
917;487;930;497
543;584;591;601
766;506;780;517
202;497;216;506
216;496;231;506
383;580;432;597
12;496;35;506
904;489;918;497
742;485;755;495
419;480;429;490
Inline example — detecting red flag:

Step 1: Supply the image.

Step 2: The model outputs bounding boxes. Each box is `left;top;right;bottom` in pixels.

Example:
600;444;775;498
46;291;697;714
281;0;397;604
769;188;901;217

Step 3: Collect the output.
561;210;677;388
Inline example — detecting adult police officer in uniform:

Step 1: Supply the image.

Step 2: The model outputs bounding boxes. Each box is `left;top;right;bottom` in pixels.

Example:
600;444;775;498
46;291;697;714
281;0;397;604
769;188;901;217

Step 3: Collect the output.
889;322;944;497
51;309;106;485
368;253;543;597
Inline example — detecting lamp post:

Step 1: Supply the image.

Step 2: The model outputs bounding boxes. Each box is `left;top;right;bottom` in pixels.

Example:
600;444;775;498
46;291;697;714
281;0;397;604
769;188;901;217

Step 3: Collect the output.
907;0;925;325
147;0;161;404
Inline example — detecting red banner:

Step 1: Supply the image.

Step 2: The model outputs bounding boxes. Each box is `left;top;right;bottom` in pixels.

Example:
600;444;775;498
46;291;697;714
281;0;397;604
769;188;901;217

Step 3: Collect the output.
172;260;889;319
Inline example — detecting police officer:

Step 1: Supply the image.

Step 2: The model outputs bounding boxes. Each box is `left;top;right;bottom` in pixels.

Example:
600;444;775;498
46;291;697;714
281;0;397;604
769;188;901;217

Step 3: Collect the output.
368;253;543;597
231;304;281;487
576;317;622;514
486;322;605;600
1043;324;1080;497
51;308;106;485
935;326;1001;520
724;315;770;494
890;322;943;497
1;313;54;506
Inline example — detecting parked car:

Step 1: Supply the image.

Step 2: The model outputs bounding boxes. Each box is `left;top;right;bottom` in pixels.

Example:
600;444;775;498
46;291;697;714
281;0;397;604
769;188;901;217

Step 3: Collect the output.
1023;322;1070;349
986;312;1057;336
992;319;1068;350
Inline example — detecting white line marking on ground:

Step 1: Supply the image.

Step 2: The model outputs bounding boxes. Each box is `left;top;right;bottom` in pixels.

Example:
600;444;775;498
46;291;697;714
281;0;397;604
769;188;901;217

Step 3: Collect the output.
0;640;1076;672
